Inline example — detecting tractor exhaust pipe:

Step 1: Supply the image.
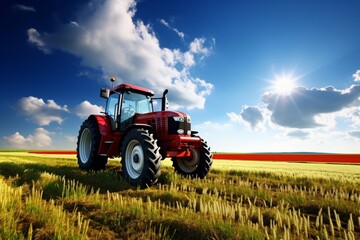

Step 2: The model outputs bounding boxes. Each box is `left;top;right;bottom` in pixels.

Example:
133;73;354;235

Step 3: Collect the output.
162;89;168;111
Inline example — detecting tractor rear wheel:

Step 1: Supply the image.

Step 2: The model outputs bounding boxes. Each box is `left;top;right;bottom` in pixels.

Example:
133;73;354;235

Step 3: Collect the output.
172;139;212;178
121;128;161;188
77;118;107;171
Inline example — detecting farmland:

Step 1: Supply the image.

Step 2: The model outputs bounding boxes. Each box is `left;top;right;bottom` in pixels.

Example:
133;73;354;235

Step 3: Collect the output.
0;151;359;239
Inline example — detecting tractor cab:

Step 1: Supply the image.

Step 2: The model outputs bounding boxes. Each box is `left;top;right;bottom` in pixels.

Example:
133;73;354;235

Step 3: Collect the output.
100;84;166;131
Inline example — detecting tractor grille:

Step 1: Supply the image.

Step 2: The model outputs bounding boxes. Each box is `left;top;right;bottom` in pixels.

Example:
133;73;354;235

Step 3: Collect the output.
156;117;167;134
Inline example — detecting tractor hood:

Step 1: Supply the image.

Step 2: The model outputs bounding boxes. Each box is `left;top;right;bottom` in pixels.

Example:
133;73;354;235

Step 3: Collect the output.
134;110;192;136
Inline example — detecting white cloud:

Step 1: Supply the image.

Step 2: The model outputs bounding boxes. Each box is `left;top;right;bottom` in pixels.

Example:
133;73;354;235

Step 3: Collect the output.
241;106;264;129
27;28;51;54
3;132;33;147
227;106;265;130
160;19;185;39
3;128;52;148
286;130;310;139
18;96;69;126
262;85;360;128
190;38;212;57
353;70;360;82
349;131;360;139
12;4;35;12
65;135;77;143
350;110;360;126
32;128;52;147
227;112;242;122
27;0;214;110
75;101;104;119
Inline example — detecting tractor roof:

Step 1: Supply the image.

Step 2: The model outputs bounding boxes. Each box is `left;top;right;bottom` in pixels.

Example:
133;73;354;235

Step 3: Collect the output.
113;83;154;96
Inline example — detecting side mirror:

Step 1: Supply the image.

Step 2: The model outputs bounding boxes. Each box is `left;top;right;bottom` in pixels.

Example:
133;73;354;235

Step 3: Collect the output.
100;88;110;99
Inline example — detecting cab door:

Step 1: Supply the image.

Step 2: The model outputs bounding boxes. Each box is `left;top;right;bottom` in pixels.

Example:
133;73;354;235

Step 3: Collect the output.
105;93;120;130
119;92;136;131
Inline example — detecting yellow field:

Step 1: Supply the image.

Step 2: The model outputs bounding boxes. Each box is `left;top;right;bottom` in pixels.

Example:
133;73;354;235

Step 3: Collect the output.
0;151;359;239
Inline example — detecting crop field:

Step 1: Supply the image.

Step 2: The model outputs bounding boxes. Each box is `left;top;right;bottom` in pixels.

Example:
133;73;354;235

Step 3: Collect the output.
0;151;359;239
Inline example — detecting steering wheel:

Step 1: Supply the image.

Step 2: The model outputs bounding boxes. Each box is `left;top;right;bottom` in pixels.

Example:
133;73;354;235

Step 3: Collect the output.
122;105;136;120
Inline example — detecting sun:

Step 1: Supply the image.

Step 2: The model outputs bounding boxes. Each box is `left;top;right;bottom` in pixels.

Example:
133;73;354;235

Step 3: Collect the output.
271;73;298;95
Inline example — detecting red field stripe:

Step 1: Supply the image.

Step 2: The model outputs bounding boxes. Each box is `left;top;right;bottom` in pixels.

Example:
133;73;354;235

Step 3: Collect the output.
213;153;360;163
28;151;360;164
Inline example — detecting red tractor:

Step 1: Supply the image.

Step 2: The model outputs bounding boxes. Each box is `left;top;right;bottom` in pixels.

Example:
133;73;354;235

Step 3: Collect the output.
76;81;212;187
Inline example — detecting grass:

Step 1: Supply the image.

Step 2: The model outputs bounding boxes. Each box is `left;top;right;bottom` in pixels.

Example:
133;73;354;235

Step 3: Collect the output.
0;152;359;239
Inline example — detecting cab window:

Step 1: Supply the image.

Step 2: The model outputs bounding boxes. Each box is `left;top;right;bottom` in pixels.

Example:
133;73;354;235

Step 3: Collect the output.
120;92;152;123
106;94;119;128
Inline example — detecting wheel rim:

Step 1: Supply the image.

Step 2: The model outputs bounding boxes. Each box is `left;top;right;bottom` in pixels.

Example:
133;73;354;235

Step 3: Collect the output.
125;140;144;179
176;149;200;173
79;128;91;163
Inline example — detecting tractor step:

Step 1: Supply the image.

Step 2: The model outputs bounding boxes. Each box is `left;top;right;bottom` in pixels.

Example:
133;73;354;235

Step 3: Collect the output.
99;140;115;157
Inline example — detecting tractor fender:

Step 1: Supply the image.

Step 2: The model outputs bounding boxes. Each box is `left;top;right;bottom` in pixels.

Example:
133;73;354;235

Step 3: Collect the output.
124;124;153;136
88;115;111;136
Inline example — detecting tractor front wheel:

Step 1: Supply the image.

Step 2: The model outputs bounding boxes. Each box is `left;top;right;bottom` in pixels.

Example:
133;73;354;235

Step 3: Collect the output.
172;139;212;178
121;128;161;188
77;118;107;171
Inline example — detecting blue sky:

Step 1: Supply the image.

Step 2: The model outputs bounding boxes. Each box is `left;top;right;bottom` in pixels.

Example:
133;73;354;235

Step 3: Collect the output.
1;0;360;152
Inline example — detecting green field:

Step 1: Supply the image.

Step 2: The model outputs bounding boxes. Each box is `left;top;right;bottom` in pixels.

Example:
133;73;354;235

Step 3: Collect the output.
0;152;359;239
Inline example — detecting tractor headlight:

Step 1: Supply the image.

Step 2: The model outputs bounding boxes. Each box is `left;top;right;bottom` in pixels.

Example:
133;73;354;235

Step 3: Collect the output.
173;116;184;122
174;116;185;134
177;129;184;134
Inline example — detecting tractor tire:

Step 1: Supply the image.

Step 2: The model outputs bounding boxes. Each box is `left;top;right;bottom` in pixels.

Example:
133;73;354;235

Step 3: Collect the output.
77;118;108;171
121;128;161;188
172;139;212;179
